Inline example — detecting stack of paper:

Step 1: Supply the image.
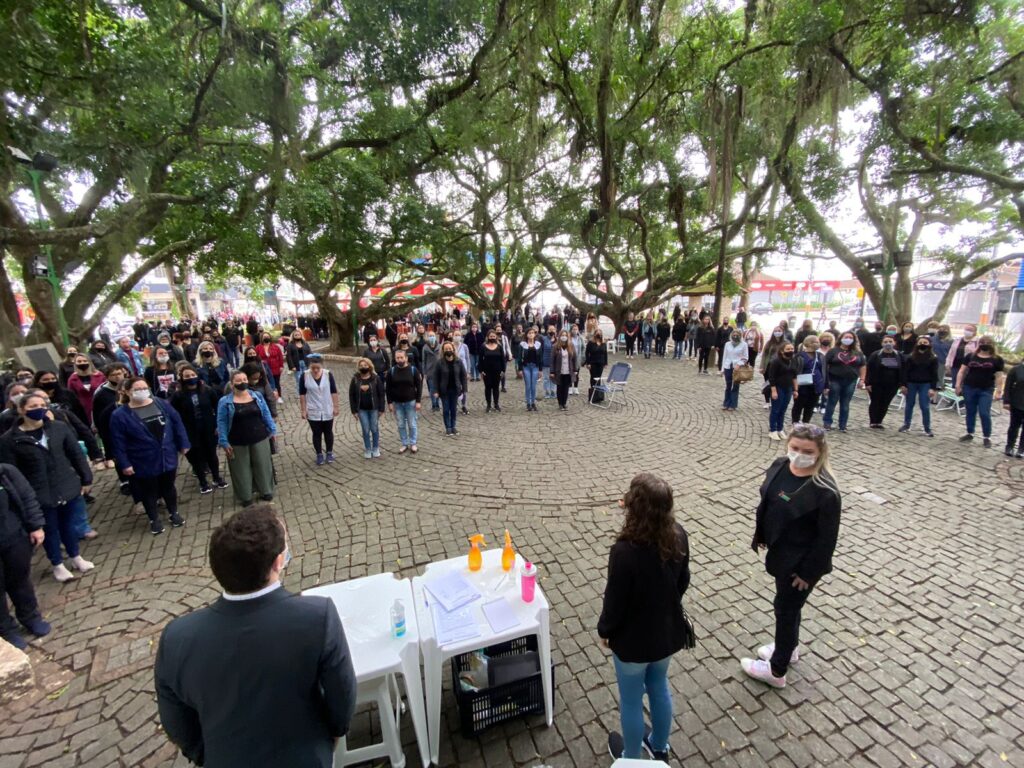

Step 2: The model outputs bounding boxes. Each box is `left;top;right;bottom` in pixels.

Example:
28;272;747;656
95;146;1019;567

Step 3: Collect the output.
424;570;481;612
482;598;520;634
432;604;481;647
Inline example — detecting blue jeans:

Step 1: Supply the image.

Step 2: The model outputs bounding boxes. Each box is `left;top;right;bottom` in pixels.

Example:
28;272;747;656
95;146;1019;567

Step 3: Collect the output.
723;367;740;408
42;496;85;565
225;344;240;368
441;391;459;432
523;364;538;405
612;653;673;759
962;385;994;437
673;341;683;359
824;377;857;429
393;401;418;446
542;367;555;397
293;361;307;389
469;354;479;379
903;381;932;432
426;379;439;409
357;409;380;451
769;387;793;432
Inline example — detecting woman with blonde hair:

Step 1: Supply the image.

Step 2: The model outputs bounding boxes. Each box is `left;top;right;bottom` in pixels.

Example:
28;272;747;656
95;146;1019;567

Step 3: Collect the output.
195;340;229;392
584;312;599;342
742;423;841;688
347;356;384;459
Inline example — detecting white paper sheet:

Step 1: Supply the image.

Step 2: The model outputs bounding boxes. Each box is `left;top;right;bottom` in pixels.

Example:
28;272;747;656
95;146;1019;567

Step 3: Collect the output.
432;603;481;647
423;570;481;613
481;598;520;634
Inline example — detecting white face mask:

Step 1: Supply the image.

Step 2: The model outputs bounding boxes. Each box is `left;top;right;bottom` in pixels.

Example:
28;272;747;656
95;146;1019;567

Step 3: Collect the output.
788;450;816;470
963;330;975;339
131;390;150;403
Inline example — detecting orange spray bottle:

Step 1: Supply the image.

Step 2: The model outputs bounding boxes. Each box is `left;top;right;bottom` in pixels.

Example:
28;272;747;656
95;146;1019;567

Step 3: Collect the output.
501;529;515;573
468;534;486;571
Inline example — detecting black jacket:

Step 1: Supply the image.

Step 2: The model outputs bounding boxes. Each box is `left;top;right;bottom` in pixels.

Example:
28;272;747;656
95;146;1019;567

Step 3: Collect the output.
348;373;386;413
1005;363;1024;411
286;342;310;371
752;457;841;585
385;364;423;404
431;358;468;396
170;385;220;439
0;463;44;547
364;346;390;377
671;320;686;342
766;355;803;389
597;524;690;663
695;325;717;349
0;419;93;507
900;352;940;389
155;587;356;768
583;341;608;368
865;350;904;388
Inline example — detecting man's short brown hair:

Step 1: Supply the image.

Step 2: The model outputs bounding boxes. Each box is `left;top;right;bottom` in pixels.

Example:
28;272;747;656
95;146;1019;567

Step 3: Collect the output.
209;505;285;594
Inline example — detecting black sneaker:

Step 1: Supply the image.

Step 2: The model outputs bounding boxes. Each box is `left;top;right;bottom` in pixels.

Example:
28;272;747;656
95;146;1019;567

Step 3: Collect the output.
494;406;501;412
215;478;229;489
150;521;165;536
461;406;468;415
898;425;910;433
983;437;992;448
260;494;274;501
642;732;670;763
170;514;185;528
199;485;213;495
959;433;974;442
1006;446;1015;457
451;429;459;436
607;732;625;761
1016;449;1024;459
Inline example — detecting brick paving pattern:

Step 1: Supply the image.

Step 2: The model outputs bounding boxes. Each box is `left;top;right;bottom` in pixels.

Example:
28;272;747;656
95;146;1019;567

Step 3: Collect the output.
1;353;1022;768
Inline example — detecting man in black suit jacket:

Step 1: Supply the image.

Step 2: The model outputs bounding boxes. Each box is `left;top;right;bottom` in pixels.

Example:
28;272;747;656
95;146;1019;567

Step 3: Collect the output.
155;505;356;767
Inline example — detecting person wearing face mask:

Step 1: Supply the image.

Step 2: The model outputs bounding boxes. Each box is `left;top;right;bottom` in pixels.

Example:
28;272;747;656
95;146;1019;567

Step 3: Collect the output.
0;383;28;434
94;364;129;472
154;331;185;364
88;339;118;371
930;324;953;395
286;331;311;390
791;336;824;424
195;341;229;392
115;335;146;376
759;328;786;409
694;316;717;375
12;368;35;388
463;323;484;381
451;332;471;414
519;328;543;411
363;335;390;384
217;371;278;505
256;334;285;400
855;319;881;358
898;335;939;437
777;320;794;343
766;342;802;440
0;391;96;581
622;312;640;359
0;459;50;650
583;329;609;404
671;314;686;360
742;423;841;689
714;318;733;372
956;336;1006;447
145;348;179;400
238;361;279;420
420;332;441;412
57;346;80;386
348;357;383;460
720;331;749;411
946;324;978;394
570;325;587;392
865;335;904;428
551;331;578;411
109;378;190;534
155;506;356;768
385;349;423;453
822;333;866;433
67;354;106;426
171;366;226;494
793;319;816;348
897;321;918;356
431;341;468;435
492;324;513;393
478;331;507;412
641;312;656;359
1002;358;1024;458
540;325;558;399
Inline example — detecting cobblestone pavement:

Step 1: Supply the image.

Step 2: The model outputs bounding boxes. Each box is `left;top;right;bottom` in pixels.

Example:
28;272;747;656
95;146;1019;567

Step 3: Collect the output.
1;352;1022;768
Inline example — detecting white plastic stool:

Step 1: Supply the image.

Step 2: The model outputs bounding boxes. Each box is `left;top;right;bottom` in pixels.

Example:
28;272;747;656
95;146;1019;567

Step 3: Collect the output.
336;674;406;768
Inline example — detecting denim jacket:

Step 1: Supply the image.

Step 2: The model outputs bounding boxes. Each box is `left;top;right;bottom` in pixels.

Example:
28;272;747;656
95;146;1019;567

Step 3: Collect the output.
215;391;277;448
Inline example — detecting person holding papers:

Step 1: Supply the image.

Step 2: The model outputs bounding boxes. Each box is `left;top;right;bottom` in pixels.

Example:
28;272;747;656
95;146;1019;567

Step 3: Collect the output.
598;473;691;763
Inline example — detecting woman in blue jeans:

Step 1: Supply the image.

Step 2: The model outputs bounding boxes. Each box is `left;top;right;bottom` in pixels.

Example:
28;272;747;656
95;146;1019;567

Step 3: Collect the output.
519;328;542;411
956;337;1006;447
766;342;802;440
899;336;939;436
348;358;385;459
822;334;866;432
598;473;691;762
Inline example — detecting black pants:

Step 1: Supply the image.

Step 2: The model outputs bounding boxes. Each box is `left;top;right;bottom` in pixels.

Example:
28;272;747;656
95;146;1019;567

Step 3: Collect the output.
771;575;813;677
131;470;178;524
557;373;572;406
762;372;772;403
697;346;711;372
716;345;726;370
482;371;501;407
0;538;41;636
185;428;221;485
588;364;604;400
625;335;637;355
792;386;819;424
310;419;334;453
1007;407;1024;450
868;383;899;425
655;338;667;356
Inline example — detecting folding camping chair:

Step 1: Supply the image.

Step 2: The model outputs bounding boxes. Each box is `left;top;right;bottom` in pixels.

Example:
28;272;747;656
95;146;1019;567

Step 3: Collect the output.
590;361;632;409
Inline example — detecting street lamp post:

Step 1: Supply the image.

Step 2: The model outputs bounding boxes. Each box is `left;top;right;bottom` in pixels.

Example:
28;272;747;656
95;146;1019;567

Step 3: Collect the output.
7;148;70;349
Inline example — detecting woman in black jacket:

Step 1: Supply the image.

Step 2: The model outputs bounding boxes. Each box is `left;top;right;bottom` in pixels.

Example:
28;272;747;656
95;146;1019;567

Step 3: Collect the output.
583;329;609;403
899;334;939;436
0;462;50;649
671;317;686;359
865;336;904;428
695;317;717;374
171;365;226;493
0;391;95;583
743;423;841;688
598;473;690;762
478;331;507;412
766;342;803;440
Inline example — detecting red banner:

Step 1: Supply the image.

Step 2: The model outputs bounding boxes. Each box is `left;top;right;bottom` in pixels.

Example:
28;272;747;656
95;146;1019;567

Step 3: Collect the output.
748;280;840;291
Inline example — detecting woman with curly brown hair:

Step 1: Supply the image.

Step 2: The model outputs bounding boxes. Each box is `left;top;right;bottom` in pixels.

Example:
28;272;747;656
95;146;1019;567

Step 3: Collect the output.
598;473;691;763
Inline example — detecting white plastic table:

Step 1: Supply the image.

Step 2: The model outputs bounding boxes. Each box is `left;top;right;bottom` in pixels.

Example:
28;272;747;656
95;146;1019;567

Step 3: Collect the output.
412;548;553;765
304;573;429;768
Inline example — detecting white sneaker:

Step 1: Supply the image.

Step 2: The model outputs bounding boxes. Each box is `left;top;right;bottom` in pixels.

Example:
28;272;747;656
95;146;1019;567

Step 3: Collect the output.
778;430;787;440
363;450;372;459
768;431;781;441
741;658;786;688
762;402;771;409
53;563;75;582
371;448;381;458
757;642;800;663
70;556;95;573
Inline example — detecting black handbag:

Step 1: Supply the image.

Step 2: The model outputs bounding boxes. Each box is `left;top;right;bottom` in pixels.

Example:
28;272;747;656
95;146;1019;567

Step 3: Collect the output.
680;606;696;650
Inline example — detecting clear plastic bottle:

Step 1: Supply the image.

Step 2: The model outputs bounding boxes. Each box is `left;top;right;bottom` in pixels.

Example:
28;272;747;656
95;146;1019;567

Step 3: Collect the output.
390;599;406;638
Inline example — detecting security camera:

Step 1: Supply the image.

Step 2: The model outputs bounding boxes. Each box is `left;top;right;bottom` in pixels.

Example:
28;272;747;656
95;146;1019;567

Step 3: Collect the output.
6;146;32;165
31;152;58;172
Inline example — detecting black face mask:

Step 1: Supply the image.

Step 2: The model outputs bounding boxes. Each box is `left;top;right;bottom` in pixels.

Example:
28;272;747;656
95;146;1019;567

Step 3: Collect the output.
40;381;57;391
246;356;258;362
234;383;249;392
916;345;930;352
444;352;455;360
184;379;198;388
358;367;369;374
76;364;90;372
978;345;994;353
201;351;213;358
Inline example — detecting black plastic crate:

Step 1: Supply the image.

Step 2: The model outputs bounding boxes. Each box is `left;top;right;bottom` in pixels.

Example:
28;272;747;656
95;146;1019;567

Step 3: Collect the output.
450;635;555;738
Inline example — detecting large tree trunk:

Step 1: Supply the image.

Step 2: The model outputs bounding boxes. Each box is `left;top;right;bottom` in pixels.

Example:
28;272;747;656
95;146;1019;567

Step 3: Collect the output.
314;294;353;353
